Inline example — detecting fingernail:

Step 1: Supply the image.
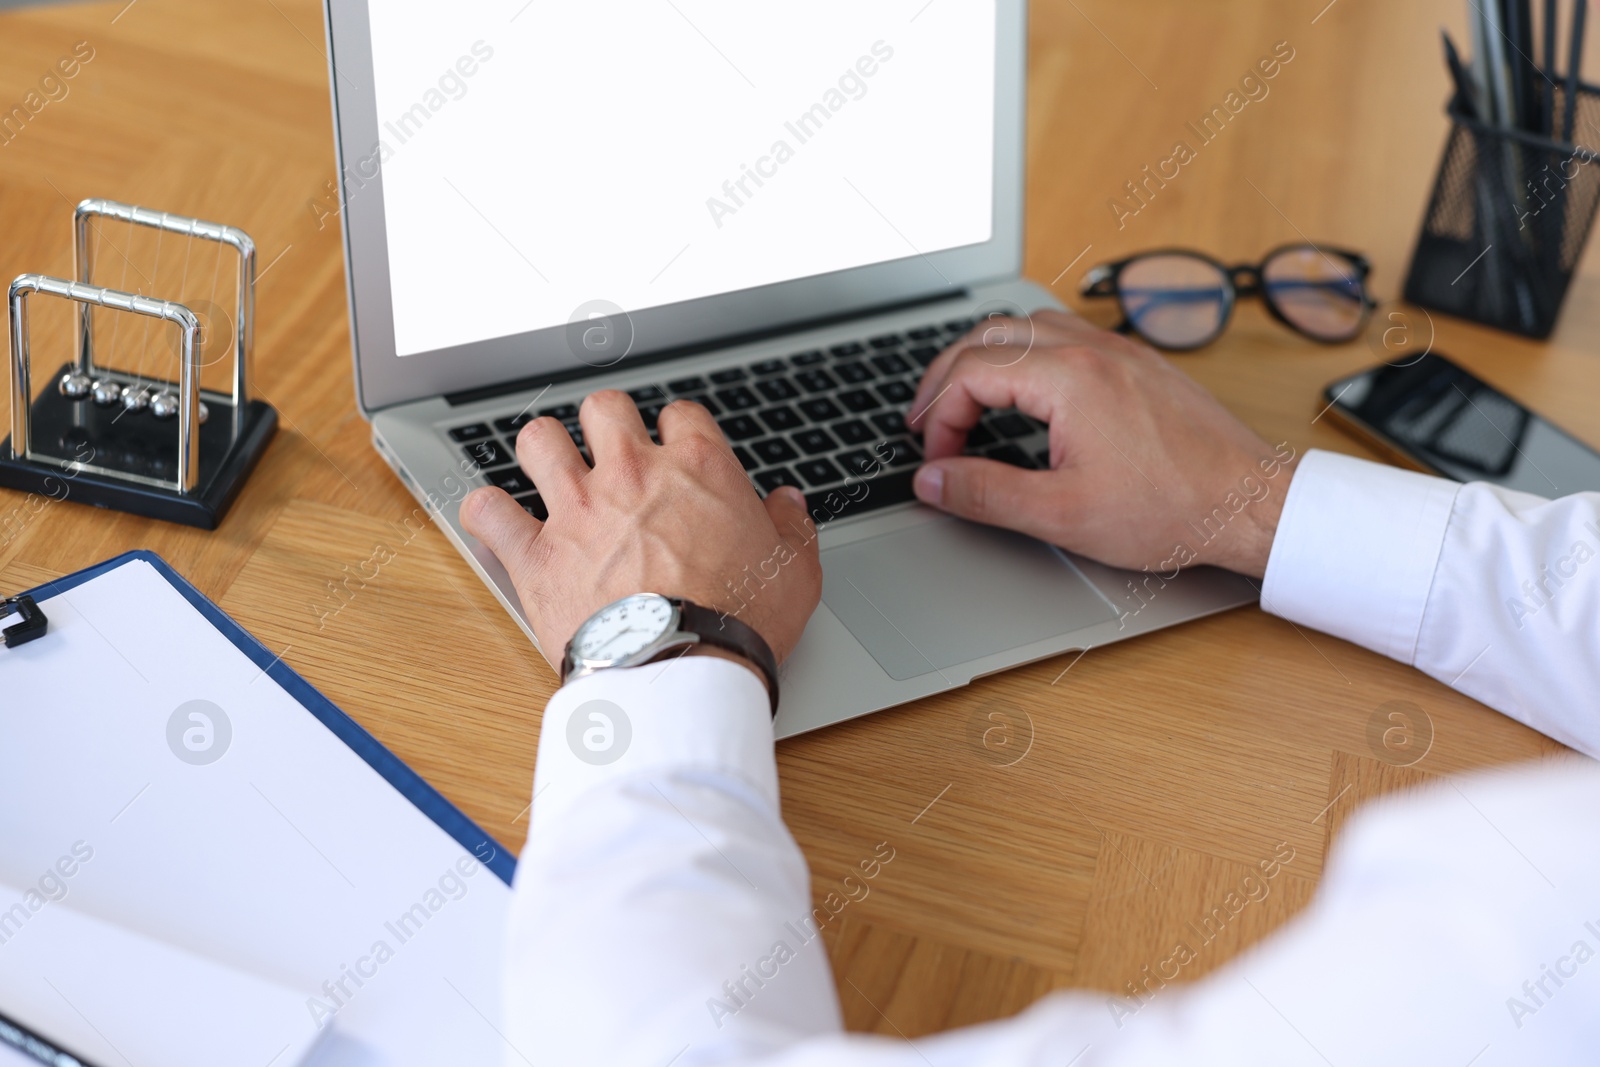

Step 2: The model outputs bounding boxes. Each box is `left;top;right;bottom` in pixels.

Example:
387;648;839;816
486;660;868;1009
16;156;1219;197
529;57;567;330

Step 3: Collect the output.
914;464;943;505
778;485;806;507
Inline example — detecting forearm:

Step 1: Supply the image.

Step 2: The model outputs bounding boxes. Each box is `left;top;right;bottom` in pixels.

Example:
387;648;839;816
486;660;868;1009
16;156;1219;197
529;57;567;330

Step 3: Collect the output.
1261;450;1600;755
503;658;843;1066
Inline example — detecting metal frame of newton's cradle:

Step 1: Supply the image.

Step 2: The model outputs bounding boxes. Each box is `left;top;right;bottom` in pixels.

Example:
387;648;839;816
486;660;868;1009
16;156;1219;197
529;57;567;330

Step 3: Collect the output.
1;199;277;529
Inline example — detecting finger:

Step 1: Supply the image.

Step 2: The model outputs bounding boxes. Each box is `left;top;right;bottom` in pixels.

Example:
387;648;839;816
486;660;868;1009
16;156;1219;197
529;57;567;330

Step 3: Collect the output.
579;389;651;465
912;456;1066;541
762;483;821;571
910;313;1041;419
515;416;589;502
910;309;1105;420
657;397;731;453
460;486;545;573
916;349;1057;461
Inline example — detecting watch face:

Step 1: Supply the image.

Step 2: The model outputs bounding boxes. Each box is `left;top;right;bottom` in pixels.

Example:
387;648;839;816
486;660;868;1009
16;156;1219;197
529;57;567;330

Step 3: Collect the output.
572;594;676;665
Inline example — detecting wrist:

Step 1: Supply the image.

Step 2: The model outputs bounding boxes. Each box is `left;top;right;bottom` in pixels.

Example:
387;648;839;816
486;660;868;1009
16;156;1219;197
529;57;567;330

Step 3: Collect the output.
1203;455;1297;579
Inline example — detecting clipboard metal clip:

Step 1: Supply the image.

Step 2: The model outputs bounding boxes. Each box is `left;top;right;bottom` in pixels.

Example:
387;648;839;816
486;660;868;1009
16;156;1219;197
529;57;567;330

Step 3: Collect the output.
0;594;48;649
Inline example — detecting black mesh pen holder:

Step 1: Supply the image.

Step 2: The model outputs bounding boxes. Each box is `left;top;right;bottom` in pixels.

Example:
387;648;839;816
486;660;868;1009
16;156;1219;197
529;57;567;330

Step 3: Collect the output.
1404;82;1600;339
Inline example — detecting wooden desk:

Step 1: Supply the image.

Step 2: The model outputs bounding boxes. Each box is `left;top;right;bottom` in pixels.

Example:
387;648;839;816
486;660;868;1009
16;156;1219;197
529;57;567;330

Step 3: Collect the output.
2;0;1594;1038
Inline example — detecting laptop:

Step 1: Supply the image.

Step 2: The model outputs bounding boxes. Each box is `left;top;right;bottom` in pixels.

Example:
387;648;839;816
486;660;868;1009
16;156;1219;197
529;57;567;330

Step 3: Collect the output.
321;0;1255;737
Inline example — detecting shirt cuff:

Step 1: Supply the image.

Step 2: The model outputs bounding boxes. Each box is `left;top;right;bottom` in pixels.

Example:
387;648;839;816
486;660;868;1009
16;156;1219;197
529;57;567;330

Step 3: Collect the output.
1260;449;1461;664
529;655;777;835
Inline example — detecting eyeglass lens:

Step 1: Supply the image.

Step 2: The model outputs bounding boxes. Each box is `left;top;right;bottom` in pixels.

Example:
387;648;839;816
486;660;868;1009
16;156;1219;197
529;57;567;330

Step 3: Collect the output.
1260;247;1366;341
1117;254;1231;349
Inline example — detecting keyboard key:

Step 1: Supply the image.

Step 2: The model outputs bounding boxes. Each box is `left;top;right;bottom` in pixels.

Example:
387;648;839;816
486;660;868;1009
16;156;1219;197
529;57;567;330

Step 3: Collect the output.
906;325;941;341
871;411;907;437
984;443;1036;468
449;423;492;442
945;317;976;333
562;422;585;448
795;457;844;487
682;394;722;416
463;439;513;468
751;358;787;376
755;468;803;494
504;436;524;455
869;332;904;349
733;446;759;471
752;437;798;464
835;361;874;384
799;397;843;422
990;411;1036;439
908;345;941;368
835;448;875;476
877;380;915;405
965;422;997;448
540;403;579;420
667;375;708;394
758;405;803;432
638;403;664;430
628;384;665;403
756;377;799;402
794;368;837;393
709;367;748;385
1034;449;1052;469
829;341;865;358
715;385;761;411
880;437;922;467
718;414;763;441
838;389;880;413
793;428;838;455
791;349;826;365
494;412;535;434
515;492;548;521
832;418;875;444
805;469;918;522
870;352;911;375
489;468;535;494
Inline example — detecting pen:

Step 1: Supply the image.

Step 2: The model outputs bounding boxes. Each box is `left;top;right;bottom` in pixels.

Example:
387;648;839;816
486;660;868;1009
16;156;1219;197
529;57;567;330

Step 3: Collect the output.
0;1007;102;1067
1564;0;1588;143
1545;0;1559;134
1444;30;1482;119
1503;0;1527;130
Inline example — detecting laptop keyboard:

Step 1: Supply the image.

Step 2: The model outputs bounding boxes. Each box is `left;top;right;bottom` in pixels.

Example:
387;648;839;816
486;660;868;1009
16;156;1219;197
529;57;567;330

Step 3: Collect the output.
446;316;1051;523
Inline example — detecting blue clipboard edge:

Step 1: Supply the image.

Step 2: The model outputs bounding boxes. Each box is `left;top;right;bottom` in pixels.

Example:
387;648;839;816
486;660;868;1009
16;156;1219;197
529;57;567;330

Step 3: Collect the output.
19;550;517;886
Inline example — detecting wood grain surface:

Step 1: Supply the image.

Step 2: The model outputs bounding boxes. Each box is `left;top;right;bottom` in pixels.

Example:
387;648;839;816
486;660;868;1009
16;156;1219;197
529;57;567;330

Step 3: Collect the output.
2;0;1595;1038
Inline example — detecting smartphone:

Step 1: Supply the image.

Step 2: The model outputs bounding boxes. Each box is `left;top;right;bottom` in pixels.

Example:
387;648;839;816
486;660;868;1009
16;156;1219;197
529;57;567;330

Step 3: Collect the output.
1322;353;1600;496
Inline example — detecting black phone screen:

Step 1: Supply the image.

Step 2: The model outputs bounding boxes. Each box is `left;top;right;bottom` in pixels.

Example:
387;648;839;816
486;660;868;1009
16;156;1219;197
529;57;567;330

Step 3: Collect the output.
1326;354;1600;496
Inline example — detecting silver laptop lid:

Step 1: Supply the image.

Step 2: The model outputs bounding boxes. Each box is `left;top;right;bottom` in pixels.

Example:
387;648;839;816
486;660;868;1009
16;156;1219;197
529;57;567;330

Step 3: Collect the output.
323;1;1025;413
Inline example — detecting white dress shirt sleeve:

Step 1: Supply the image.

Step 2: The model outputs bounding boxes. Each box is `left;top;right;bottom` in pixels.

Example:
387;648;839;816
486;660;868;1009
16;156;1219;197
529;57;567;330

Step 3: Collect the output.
505;451;1600;1067
1261;448;1600;757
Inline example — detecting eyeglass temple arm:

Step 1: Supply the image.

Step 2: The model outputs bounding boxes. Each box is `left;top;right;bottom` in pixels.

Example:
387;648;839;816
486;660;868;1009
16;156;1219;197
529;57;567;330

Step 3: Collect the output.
1079;264;1117;298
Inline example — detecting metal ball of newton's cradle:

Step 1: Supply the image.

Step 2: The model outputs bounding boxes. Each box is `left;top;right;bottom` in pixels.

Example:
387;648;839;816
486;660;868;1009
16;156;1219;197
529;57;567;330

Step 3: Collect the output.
90;379;122;407
58;371;93;399
121;384;151;413
148;392;207;424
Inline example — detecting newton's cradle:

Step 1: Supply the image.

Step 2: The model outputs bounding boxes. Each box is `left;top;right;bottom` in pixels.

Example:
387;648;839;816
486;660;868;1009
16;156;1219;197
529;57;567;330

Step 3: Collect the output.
1;199;277;529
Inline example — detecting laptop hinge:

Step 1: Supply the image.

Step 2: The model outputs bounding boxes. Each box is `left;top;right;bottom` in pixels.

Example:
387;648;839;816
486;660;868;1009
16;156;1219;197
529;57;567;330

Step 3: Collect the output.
442;289;969;407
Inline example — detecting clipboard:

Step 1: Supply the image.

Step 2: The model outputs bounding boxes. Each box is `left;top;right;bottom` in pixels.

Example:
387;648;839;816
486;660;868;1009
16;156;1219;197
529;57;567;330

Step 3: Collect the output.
0;551;518;1066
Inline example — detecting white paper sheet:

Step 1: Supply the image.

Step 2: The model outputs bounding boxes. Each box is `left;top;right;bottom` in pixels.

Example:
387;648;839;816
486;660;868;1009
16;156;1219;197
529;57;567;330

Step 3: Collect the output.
0;558;512;1065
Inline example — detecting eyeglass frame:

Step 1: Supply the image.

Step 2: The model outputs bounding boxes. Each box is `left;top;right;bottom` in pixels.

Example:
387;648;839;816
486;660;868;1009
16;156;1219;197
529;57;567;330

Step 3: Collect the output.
1078;243;1377;352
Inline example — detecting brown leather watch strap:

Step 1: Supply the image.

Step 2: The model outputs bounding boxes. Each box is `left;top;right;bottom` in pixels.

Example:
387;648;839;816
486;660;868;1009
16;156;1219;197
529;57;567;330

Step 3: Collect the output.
671;600;780;718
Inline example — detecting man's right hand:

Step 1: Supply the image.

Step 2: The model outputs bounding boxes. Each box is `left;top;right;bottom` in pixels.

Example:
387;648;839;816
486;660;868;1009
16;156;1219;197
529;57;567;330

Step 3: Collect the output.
908;309;1297;579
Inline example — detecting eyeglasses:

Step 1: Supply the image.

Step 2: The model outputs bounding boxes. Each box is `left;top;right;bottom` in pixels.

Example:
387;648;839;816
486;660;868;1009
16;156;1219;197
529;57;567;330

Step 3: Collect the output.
1079;244;1375;351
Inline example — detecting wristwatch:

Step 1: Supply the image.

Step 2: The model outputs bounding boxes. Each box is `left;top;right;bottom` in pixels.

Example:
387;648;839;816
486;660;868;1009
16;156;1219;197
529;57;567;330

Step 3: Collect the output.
561;593;780;716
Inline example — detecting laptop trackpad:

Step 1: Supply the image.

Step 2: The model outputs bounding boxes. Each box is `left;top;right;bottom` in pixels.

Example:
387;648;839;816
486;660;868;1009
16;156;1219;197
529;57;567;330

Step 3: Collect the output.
821;517;1116;681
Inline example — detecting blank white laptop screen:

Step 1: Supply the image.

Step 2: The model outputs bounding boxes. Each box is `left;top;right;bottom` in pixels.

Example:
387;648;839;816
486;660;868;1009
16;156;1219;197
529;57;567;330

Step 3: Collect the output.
366;1;997;357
